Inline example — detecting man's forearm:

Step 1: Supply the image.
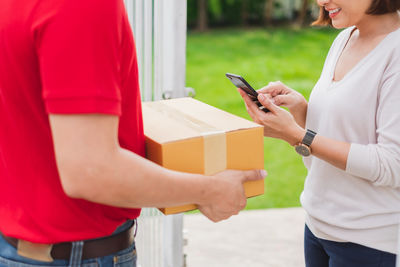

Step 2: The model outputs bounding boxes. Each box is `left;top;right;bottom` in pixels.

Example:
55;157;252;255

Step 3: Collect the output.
60;146;212;208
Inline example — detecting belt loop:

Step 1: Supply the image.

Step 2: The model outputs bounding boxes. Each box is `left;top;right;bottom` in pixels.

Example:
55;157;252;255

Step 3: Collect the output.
69;241;84;267
133;219;138;238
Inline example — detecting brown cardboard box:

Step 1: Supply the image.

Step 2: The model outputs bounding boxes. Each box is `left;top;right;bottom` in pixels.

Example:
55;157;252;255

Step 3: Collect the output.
142;97;264;215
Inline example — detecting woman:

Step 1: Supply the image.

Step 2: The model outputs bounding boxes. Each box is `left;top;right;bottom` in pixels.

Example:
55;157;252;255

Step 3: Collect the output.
239;0;400;266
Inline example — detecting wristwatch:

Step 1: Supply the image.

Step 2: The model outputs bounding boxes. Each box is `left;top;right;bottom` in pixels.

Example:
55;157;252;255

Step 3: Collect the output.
294;129;317;157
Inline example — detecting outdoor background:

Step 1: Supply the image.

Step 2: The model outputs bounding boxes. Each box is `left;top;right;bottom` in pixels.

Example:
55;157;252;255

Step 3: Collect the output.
185;0;339;209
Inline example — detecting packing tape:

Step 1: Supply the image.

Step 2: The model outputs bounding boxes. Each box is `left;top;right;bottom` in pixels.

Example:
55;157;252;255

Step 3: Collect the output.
148;101;219;133
202;131;227;175
149;102;227;175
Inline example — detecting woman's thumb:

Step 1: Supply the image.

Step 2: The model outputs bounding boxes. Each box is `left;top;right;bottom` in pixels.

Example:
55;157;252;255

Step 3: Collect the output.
258;93;279;113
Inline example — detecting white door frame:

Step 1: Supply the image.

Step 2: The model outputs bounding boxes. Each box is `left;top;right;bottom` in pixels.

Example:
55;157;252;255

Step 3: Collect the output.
123;1;187;267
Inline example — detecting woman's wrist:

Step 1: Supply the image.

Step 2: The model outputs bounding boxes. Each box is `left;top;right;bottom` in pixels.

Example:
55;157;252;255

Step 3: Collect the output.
289;99;308;128
286;126;306;146
289;97;307;115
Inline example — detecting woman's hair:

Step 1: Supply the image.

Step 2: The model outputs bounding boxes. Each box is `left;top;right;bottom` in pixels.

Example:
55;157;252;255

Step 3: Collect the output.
312;0;400;26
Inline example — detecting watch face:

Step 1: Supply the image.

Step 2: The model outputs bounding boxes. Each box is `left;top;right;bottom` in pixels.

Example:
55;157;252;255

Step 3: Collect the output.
295;144;311;157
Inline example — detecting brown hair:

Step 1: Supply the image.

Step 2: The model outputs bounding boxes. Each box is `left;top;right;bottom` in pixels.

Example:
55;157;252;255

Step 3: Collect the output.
312;0;400;26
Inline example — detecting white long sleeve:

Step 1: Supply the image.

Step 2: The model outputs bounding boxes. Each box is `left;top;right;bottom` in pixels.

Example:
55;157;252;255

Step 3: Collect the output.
301;27;400;254
346;71;400;187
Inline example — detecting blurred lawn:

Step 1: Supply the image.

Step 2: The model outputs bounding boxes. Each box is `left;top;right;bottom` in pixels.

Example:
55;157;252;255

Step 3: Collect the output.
186;27;338;209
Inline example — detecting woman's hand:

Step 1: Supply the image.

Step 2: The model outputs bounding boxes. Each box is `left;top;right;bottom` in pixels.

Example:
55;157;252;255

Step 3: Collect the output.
238;88;305;146
258;81;308;128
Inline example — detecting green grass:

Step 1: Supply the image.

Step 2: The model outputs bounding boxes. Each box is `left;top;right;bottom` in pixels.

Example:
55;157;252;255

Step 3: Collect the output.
186;26;339;209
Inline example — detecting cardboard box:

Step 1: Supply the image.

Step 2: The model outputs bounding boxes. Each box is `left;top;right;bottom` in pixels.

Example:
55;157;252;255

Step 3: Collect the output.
142;97;264;215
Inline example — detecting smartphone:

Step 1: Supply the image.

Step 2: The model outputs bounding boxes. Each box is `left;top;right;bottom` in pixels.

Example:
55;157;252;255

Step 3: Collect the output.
225;73;269;112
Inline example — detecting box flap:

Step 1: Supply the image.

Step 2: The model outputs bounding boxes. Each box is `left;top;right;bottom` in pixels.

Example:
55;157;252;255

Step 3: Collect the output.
142;97;262;144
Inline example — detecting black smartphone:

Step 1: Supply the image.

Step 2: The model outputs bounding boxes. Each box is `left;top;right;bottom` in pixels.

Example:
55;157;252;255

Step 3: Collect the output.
225;73;269;112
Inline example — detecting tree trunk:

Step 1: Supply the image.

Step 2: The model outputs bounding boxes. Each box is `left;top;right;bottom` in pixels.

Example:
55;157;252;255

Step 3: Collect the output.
264;0;274;26
241;0;249;27
296;0;309;26
197;0;208;32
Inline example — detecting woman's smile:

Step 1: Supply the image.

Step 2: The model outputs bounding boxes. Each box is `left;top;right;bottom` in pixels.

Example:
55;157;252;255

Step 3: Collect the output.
327;7;342;19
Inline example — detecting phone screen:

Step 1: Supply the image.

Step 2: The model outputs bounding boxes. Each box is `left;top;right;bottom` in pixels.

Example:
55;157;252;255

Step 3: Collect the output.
225;73;258;99
225;73;270;112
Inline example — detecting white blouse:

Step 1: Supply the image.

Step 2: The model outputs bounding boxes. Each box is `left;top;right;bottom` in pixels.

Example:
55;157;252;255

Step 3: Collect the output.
301;26;400;254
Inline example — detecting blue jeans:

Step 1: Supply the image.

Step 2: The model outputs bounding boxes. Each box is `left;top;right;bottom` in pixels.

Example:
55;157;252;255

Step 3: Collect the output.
0;221;137;267
304;224;396;267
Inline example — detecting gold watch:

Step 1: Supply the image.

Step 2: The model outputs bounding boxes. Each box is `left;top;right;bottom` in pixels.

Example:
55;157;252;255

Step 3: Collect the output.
294;129;317;157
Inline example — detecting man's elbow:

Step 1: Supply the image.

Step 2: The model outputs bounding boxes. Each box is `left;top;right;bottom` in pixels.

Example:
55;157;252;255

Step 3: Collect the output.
56;157;104;199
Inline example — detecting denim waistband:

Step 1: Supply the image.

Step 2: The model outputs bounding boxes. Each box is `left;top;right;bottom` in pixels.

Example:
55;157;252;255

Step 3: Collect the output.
113;219;135;235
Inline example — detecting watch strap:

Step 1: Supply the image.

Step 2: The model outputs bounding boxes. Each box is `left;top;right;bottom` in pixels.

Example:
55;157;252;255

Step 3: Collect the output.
302;129;317;147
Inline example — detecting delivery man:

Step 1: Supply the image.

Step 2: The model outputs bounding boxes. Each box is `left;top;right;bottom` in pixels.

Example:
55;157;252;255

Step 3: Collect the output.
0;0;266;266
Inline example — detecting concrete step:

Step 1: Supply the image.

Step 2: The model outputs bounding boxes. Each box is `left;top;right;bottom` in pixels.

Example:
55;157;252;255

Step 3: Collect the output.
183;207;305;267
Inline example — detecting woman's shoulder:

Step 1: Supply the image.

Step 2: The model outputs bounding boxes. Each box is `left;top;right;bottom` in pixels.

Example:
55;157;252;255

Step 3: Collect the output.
382;27;400;74
385;27;400;53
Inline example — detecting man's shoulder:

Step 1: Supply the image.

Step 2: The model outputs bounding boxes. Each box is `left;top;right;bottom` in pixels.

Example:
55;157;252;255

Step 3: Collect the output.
35;0;125;20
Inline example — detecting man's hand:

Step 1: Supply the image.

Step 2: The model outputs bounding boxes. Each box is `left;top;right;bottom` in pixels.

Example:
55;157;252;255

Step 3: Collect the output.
197;169;266;222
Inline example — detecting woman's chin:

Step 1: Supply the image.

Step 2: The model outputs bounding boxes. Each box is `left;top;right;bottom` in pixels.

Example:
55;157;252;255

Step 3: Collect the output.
331;20;349;29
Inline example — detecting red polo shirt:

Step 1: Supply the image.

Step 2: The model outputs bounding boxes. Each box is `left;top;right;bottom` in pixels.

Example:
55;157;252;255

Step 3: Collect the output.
0;0;144;243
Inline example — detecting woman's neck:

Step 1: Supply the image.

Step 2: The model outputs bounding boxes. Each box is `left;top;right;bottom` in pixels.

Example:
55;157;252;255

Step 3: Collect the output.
355;12;400;39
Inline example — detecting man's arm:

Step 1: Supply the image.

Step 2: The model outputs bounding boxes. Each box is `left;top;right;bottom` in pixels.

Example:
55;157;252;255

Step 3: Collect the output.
49;114;266;222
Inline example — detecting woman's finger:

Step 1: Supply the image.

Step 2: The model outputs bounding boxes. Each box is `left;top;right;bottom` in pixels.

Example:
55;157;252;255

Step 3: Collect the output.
258;85;276;94
273;94;291;106
237;89;257;117
239;89;265;118
257;93;280;114
259;81;293;97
